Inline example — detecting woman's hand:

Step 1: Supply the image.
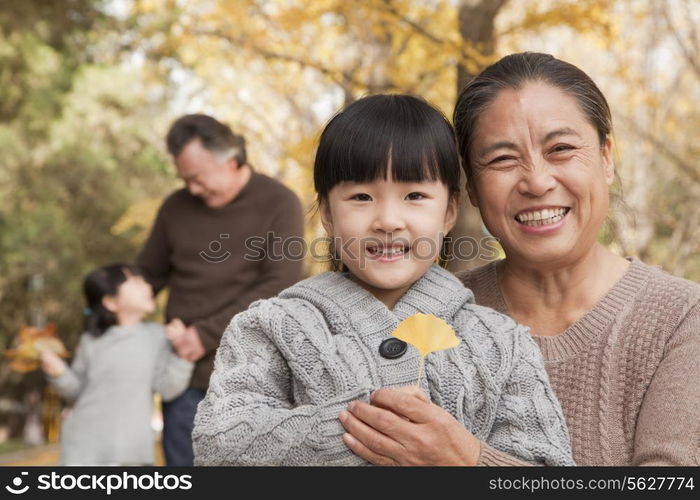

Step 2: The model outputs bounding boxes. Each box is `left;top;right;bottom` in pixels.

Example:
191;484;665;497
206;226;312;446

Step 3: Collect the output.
339;386;481;466
40;350;66;377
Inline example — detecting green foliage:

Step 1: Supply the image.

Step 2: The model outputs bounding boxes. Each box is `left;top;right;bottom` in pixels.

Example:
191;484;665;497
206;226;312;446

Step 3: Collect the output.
0;2;174;368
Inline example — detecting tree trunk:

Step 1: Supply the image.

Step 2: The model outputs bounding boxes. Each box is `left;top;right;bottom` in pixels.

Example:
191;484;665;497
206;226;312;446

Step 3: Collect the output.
447;0;508;274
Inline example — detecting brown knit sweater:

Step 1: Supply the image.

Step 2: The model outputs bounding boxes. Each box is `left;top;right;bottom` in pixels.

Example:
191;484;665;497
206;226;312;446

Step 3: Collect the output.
459;257;700;466
137;169;304;390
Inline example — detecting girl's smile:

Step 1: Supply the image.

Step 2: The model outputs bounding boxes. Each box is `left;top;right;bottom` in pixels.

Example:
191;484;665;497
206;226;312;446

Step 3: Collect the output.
365;241;411;262
321;177;458;309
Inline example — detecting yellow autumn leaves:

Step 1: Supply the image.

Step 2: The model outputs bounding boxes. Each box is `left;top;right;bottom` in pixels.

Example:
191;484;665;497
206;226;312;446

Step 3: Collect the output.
391;313;459;386
4;323;70;373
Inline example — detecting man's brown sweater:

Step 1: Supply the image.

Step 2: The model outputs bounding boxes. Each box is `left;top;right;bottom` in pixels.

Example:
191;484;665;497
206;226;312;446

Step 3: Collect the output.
459;257;700;466
137;169;304;390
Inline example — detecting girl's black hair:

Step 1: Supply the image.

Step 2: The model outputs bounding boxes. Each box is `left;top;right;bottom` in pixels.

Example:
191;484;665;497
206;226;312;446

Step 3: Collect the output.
83;263;143;337
313;94;462;271
313;94;461;202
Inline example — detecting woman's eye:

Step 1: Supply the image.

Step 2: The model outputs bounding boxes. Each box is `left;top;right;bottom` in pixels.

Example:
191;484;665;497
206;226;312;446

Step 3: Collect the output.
350;193;371;201
489;155;515;165
551;144;574;153
406;192;426;201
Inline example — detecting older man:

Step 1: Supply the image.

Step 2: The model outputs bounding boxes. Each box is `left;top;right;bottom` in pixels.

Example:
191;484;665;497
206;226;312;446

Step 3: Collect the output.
137;114;304;465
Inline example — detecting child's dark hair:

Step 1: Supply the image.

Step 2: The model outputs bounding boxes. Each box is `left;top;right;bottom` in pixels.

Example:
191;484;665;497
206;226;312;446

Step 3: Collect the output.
314;94;461;201
83;263;144;337
313;94;462;271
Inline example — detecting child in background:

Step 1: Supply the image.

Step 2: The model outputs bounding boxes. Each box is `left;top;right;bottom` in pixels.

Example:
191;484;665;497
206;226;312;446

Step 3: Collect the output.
40;263;193;465
192;95;574;466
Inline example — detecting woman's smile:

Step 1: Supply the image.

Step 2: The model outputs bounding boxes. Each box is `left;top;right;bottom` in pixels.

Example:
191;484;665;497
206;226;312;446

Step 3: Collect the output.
514;206;571;234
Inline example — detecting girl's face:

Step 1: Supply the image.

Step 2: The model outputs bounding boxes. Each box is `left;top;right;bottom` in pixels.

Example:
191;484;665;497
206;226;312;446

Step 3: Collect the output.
103;273;155;317
321;177;458;308
468;82;614;267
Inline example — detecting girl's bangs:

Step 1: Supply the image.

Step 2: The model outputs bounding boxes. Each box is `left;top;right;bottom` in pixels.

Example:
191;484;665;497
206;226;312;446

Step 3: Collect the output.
314;94;460;197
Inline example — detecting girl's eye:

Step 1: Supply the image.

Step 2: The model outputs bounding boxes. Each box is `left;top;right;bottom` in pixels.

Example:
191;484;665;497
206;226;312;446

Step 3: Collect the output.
406;192;426;201
350;193;372;201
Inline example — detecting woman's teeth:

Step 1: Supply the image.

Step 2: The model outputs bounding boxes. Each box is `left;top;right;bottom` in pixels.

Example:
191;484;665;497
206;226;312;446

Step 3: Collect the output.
515;207;569;226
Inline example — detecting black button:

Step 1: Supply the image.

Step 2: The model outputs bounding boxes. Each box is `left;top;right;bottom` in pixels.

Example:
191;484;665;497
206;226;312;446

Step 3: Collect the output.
379;338;408;359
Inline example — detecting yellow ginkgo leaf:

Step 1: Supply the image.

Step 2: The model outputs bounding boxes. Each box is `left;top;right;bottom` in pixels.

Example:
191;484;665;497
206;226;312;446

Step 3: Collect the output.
392;313;460;357
391;313;460;386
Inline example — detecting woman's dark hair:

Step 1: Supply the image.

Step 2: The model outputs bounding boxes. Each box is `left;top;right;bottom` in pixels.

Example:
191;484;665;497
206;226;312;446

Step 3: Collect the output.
166;113;247;166
83;263;143;337
313;94;462;271
453;52;613;186
314;94;461;201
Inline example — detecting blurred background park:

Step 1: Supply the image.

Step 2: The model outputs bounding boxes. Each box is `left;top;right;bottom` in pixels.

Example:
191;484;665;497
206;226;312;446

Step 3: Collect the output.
0;0;698;465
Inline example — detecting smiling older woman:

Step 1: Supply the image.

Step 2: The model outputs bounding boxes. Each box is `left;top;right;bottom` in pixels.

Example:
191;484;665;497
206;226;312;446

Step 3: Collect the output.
339;52;700;466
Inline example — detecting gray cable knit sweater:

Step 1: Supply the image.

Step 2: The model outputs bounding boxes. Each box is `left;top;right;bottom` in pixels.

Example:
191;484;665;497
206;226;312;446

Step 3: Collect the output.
193;264;574;466
49;322;194;465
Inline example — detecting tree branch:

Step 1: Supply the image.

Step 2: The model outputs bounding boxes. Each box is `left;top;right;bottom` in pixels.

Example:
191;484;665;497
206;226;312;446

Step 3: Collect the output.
188;28;365;92
662;4;700;79
618;114;700;183
376;0;485;66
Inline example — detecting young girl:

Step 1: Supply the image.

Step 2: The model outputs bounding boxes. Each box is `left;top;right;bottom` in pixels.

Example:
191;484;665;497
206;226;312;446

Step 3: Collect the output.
192;95;574;466
40;263;193;465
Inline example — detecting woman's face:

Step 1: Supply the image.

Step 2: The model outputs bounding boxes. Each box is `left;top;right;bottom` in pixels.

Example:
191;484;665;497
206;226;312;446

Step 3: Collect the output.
468;82;614;267
320;177;458;307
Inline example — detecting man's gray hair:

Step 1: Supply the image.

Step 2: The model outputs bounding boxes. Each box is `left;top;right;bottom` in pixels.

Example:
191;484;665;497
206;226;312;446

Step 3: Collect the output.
166;114;247;166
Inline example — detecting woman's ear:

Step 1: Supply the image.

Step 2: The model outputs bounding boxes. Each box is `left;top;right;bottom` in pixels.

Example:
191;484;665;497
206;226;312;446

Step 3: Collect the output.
444;191;460;234
319;199;334;236
602;135;615;185
102;296;118;313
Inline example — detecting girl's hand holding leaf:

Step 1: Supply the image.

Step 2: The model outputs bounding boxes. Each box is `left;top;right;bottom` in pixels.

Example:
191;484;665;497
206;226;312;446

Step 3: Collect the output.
40;350;67;377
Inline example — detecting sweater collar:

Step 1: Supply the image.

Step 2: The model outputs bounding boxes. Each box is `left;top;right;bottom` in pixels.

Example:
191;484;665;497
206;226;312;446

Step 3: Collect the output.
485;256;653;360
279;264;474;338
